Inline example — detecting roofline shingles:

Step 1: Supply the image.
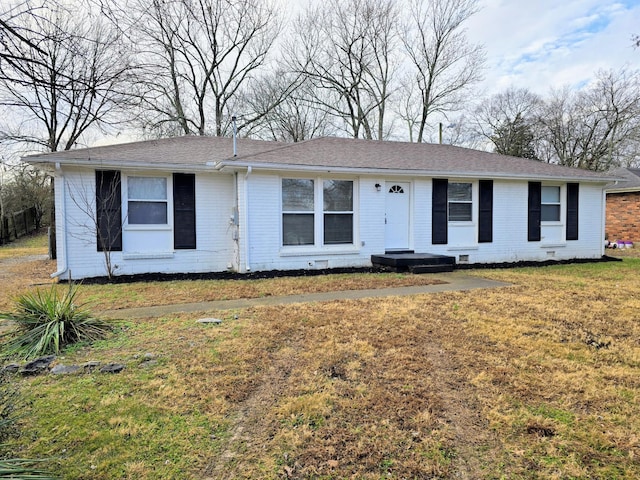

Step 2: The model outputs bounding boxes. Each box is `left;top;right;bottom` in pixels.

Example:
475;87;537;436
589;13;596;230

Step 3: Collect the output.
606;167;640;192
25;135;613;181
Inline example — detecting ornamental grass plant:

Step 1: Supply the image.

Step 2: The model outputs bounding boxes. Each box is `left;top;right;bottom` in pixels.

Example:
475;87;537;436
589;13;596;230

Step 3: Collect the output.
0;284;111;360
0;459;56;479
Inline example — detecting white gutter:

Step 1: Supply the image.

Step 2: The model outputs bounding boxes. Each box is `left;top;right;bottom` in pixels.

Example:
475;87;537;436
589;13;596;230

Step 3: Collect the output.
606;186;640;194
30;158;217;173
243;166;252;272
50;163;68;279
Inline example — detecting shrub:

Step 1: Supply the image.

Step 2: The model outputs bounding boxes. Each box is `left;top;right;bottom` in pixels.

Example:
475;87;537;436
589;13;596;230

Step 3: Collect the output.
0;284;111;359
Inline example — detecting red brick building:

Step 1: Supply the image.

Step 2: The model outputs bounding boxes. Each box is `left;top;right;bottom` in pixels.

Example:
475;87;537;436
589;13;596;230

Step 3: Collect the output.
606;168;640;244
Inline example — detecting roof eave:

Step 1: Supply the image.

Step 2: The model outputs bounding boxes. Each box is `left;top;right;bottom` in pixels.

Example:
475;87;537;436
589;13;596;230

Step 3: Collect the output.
25;157;220;173
215;160;615;183
606;187;640;193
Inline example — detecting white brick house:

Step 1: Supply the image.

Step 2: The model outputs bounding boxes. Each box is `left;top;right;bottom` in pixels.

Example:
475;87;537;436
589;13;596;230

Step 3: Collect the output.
26;136;614;280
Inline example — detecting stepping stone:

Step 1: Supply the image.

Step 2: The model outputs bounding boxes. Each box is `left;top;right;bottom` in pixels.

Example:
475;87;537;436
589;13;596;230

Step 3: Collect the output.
1;364;20;374
51;364;81;375
21;355;56;376
196;318;222;324
99;363;125;374
82;361;101;371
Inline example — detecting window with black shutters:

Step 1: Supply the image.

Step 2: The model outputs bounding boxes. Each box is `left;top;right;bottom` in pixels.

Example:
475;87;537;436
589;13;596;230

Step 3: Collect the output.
448;182;472;221
127;176;168;224
541;186;561;222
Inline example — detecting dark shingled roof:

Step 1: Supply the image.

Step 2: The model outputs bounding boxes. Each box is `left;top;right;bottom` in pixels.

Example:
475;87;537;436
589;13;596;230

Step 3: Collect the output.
26;135;614;182
25;135;280;167
606;167;640;192
223;137;613;181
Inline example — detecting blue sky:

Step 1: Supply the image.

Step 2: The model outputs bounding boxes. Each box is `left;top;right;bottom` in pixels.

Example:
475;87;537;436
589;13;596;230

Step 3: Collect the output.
466;0;640;95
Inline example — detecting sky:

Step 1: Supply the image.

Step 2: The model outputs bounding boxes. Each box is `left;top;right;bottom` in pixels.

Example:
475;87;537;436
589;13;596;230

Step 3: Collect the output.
90;0;640;147
465;0;640;96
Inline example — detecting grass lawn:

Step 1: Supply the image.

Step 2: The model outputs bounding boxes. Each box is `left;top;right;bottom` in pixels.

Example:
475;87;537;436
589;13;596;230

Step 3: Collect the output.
1;236;640;478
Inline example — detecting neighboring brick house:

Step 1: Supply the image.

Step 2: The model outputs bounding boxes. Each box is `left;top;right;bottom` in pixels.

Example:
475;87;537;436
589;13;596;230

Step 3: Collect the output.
606;168;640;244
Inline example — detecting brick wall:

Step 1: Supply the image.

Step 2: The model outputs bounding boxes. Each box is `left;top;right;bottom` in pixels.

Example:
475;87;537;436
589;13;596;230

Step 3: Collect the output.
606;191;640;242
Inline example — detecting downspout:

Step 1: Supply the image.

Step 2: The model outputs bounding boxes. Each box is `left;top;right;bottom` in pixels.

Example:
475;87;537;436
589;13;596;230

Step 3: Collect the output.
232;171;240;271
50;163;68;279
244;166;252;272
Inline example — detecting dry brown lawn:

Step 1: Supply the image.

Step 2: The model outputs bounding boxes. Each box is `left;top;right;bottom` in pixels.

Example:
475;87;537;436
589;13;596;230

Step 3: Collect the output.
2;237;640;479
195;258;640;479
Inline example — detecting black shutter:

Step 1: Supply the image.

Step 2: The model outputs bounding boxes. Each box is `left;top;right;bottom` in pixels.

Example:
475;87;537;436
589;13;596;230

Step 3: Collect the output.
95;170;122;252
478;180;493;243
566;183;579;241
432;178;448;245
528;182;541;242
173;173;196;249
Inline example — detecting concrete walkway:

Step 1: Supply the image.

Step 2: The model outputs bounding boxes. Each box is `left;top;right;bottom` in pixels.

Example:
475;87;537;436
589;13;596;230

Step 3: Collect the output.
100;272;510;319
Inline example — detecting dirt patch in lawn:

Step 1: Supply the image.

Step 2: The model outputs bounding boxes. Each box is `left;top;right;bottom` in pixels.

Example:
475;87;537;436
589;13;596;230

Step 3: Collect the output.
0;255;55;311
199;298;506;479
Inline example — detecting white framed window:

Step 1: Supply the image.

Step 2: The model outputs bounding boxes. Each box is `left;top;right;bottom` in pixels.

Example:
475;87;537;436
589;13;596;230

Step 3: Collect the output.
541;185;561;222
448;182;472;222
323;180;353;244
282;178;315;245
127;176;168;225
282;178;355;247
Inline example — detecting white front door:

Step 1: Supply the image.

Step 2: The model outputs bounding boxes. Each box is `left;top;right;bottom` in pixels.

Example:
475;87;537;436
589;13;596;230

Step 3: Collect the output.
385;182;410;250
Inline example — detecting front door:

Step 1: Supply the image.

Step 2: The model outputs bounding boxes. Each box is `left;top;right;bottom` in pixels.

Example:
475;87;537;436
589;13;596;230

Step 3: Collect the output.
385;182;410;251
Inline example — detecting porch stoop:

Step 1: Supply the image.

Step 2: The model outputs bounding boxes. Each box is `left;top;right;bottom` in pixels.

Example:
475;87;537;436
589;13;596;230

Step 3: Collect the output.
371;252;456;273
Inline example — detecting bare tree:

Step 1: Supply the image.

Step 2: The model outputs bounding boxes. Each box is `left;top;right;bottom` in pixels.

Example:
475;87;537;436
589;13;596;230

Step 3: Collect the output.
241;73;336;142
473;87;543;158
287;0;400;140
67;171;124;280
537;68;640;171
103;0;282;138
401;0;485;143
0;1;49;77
0;0;134;152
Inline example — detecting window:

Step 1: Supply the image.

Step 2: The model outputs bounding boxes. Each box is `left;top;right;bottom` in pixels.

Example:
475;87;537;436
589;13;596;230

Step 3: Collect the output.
541;186;561;222
448;182;472;221
282;179;314;245
127;176;168;224
323;180;353;244
282;178;354;247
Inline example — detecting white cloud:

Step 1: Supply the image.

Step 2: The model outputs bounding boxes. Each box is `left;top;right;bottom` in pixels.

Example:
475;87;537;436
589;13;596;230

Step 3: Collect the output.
466;0;640;95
